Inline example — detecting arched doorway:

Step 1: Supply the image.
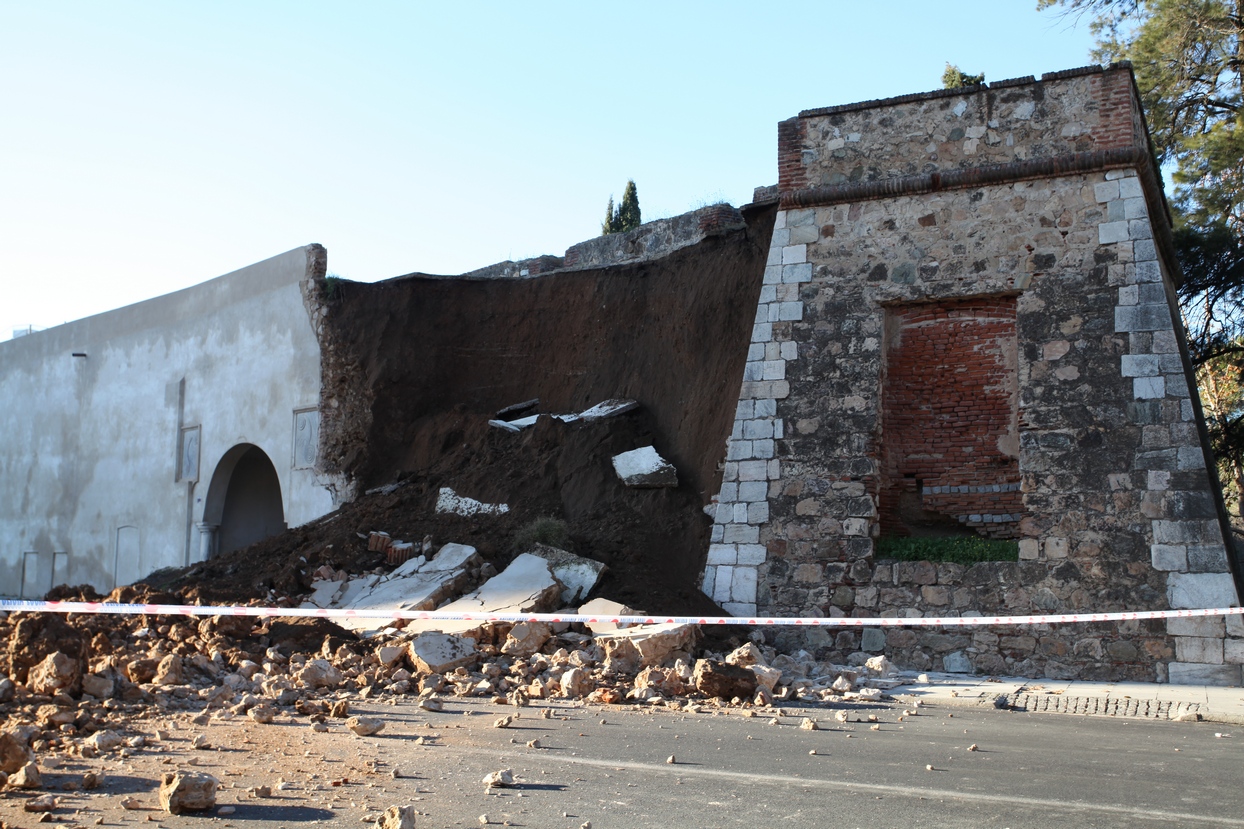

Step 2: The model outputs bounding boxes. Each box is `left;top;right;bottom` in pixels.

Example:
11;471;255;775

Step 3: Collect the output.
203;444;286;556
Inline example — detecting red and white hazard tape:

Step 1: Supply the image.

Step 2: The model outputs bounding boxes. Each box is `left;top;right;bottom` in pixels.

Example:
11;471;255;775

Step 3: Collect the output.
1;598;1242;627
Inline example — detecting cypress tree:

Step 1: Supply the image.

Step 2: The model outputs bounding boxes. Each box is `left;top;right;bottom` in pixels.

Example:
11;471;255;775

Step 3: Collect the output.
619;179;641;231
601;196;617;235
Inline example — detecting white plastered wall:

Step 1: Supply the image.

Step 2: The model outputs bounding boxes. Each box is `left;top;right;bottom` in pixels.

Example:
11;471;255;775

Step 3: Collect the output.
0;245;335;596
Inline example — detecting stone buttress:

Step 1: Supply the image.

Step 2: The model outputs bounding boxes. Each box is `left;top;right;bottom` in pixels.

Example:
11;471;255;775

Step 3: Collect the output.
704;64;1244;684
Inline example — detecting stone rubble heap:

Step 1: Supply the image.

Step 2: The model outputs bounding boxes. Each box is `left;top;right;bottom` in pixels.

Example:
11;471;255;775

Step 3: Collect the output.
0;543;904;812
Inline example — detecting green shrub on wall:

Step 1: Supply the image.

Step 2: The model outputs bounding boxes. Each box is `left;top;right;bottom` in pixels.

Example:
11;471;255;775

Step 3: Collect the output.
876;535;1019;565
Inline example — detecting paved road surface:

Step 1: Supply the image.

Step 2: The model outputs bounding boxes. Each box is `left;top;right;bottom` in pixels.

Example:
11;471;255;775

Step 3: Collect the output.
229;698;1244;828
5;695;1242;828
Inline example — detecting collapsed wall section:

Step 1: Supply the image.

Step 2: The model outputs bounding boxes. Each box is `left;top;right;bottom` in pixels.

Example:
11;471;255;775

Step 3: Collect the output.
707;65;1243;683
312;204;775;595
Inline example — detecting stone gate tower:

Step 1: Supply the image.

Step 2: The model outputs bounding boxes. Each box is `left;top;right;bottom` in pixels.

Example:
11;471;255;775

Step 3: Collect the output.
704;64;1244;683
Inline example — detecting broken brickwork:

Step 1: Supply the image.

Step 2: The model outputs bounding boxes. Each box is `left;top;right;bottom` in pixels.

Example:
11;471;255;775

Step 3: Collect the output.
705;64;1244;683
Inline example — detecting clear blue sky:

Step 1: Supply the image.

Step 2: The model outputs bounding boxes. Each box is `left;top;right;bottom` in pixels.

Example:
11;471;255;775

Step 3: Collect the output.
1;2;1099;339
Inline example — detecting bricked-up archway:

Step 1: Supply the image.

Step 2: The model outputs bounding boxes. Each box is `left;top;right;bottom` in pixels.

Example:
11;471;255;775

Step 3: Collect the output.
880;296;1023;538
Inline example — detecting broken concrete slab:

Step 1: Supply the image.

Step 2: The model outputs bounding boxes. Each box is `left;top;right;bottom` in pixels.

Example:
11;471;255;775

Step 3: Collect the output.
577;399;639;421
300;543;481;634
435;487;510;517
524;544;606;605
408;632;478;674
404;552;564;635
578;598;639;634
595;622;699;673
611;446;678;488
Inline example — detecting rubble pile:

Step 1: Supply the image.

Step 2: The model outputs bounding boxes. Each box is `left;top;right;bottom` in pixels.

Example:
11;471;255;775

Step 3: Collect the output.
0;545;903;804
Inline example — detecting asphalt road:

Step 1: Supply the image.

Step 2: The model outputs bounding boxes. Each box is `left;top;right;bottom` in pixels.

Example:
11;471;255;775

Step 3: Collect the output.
263;697;1244;829
7;696;1241;829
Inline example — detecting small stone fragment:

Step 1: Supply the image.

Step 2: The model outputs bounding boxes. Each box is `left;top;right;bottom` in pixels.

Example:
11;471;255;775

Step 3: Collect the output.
483;769;514;788
870;724;881;731
347;717;385;736
249;704;277;724
493;715;514;729
218;805;237;815
88;730;124;752
192;734;210;750
11;761;42;789
419;697;444;713
23;793;58;812
83;771;105;789
250;784;272;798
968;743;979;752
809;749;817;755
375;804;417;829
312;721;329;733
159;770;219;814
799;718;818;731
666;755;675;764
526;739;540;748
120;796;142;809
925;764;935;771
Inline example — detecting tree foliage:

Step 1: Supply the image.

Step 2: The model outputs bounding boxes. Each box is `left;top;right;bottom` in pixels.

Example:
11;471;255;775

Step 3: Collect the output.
601;180;641;235
942;63;986;88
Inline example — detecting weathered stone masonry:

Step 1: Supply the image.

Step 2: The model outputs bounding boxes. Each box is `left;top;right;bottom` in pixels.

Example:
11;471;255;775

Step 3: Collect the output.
705;64;1244;683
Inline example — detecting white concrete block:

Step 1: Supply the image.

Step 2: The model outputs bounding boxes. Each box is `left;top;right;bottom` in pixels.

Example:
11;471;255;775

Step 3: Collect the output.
712;566;734;602
782;263;813;283
730;566;758;602
1167;615;1225;638
1124;197;1148;219
1175;636;1224;664
743;419;773;440
747;501;769;524
706;544;737;566
780;341;798;360
1134;376;1165;399
1099;221;1130;244
1118;177;1143;199
722;524;759;544
1121;354;1160;377
737;544;767;566
738;481;768;503
1168;572;1239;609
1150;544;1187;571
1094;181;1119;203
782;245;807;265
762;360;786;381
776;302;803;321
